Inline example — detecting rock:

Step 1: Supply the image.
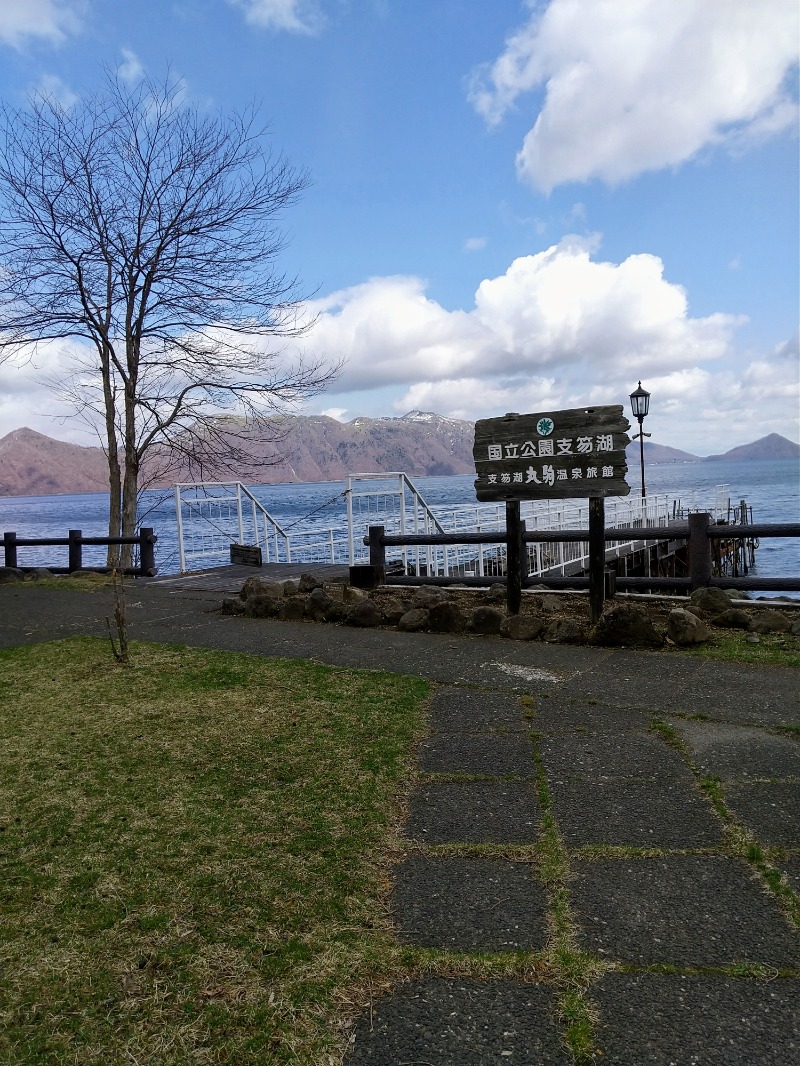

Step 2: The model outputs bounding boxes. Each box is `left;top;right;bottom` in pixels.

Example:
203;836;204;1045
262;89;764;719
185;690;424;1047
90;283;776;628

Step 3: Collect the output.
281;580;300;597
343;586;368;604
469;606;505;635
0;567;24;583
24;567;54;581
398;608;429;632
500;615;545;641
346;600;383;627
714;608;753;629
486;583;506;605
747;633;760;644
298;572;323;593
589;603;664;647
239;575;283;601
413;585;450;608
791;618;800;637
220;597;246;616
278;598;305;621
539;594;564;614
667;608;713;645
689;587;735;616
748;610;791;634
304;586;333;620
543;617;586;644
428;600;465;633
381;598;409;626
243;593;280;618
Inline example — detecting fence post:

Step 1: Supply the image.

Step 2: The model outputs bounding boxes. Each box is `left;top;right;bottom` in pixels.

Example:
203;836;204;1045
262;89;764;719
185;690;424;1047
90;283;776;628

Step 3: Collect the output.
139;528;157;575
3;531;17;569
68;529;83;572
588;497;605;624
505;501;523;615
368;525;386;569
688;512;712;589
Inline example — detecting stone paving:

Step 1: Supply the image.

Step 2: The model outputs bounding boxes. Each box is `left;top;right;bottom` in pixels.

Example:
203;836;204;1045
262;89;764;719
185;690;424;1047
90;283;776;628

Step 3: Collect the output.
1;584;798;1063
348;682;800;1064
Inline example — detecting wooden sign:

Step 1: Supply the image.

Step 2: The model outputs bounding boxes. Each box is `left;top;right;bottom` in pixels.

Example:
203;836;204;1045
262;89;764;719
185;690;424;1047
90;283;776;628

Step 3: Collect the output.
473;405;631;502
230;543;263;567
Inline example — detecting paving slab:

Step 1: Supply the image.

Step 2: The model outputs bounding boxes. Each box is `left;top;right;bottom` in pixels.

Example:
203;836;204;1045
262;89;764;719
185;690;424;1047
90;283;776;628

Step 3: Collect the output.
540;732;693;781
594;973;800;1065
780;857;800;895
669;720;800;780
548;776;723;848
420;733;535;776
725;780;800;847
407;781;539;844
390;856;547;951
571;856;799;967
346;979;569;1065
532;695;652;733
428;687;526;732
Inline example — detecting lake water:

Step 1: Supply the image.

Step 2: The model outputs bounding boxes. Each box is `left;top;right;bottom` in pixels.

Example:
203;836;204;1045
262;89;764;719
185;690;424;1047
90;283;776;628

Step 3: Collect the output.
1;457;797;592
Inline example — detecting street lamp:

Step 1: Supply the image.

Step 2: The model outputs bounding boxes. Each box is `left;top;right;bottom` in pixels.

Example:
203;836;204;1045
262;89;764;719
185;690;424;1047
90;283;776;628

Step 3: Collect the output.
629;381;651;498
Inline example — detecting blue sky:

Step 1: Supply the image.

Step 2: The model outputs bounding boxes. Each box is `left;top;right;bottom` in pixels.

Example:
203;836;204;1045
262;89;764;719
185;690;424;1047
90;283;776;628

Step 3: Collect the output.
0;0;798;454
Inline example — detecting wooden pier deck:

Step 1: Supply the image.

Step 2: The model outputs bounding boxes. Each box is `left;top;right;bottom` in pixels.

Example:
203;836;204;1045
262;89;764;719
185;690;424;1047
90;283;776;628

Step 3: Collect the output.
146;562;351;594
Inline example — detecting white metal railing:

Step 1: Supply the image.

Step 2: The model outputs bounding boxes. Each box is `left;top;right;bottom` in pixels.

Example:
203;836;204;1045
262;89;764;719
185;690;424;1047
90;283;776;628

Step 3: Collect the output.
173;475;707;579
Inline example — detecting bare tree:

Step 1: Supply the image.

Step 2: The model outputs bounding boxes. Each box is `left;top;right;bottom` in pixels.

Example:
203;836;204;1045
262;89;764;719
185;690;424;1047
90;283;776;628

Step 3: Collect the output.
0;70;334;566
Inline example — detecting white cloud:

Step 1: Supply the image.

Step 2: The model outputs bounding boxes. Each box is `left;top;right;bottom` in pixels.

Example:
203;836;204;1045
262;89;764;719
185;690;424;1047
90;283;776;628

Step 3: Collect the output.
0;0;83;49
227;0;325;35
469;0;800;191
118;48;145;85
304;237;742;396
319;407;348;421
34;74;78;109
464;236;488;252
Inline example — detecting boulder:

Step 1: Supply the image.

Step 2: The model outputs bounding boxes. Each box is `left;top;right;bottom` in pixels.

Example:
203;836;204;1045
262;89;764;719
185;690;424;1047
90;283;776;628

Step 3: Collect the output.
281;579;300;597
346;600;383;628
298;572;324;593
304;586;333;621
381;598;409;626
486;583;507;605
690;587;735;616
243;593;281;618
469;606;505;635
278;598;305;621
714;608;753;629
239;575;284;601
500;615;545;641
0;567;24;584
343;585;368;604
24;567;54;581
539;594;565;614
428;600;465;633
748;610;791;635
543;617;586;644
398;608;429;632
220;597;246;616
413;585;450;608
791;618;800;637
589;603;663;647
667;608;712;645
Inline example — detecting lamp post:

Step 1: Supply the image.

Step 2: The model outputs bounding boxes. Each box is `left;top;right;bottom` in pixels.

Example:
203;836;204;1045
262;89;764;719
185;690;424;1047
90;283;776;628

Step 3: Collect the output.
629;381;651;499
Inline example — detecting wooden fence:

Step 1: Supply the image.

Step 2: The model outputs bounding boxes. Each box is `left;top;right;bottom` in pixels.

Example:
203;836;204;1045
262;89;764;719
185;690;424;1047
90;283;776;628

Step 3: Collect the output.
2;528;158;577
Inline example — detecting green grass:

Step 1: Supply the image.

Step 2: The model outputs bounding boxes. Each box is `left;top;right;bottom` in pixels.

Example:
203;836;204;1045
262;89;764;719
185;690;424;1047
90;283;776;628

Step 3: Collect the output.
682;629;800;668
0;638;429;1065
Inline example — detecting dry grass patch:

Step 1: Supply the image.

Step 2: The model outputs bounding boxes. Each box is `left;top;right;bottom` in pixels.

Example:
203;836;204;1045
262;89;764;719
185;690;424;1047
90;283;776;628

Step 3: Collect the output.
0;638;429;1064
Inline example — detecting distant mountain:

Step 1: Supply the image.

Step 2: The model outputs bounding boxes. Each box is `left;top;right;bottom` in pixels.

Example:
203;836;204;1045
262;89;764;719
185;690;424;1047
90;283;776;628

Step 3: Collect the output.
0;427;109;497
626;440;701;464
705;433;800;462
0;418;797;497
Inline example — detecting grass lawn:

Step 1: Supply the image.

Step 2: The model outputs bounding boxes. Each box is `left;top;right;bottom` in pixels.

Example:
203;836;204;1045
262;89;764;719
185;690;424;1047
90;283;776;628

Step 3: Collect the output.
0;638;429;1064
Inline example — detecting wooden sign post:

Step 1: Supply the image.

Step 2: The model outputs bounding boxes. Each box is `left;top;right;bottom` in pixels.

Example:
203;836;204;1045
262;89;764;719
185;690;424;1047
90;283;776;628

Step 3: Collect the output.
472;406;631;620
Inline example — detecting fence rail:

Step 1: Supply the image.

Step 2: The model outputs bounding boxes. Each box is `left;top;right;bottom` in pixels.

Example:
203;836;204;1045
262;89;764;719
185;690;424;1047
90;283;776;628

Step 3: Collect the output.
364;514;800;599
2;528;158;576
